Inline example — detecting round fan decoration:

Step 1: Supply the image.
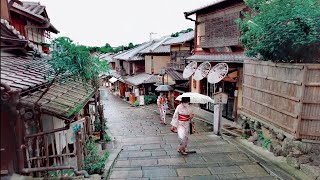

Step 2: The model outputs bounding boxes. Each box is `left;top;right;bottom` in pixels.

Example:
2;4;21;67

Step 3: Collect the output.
193;62;211;81
182;61;198;79
207;63;229;84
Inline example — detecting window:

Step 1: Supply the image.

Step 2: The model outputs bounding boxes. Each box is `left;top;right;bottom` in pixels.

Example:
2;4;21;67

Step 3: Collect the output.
199;78;236;121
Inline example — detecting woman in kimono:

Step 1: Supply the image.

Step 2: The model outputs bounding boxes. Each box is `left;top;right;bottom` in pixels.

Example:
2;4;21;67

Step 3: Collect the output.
157;93;168;125
170;97;194;155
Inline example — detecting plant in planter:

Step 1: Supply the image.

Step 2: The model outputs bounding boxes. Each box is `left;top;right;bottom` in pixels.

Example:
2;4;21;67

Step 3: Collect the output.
104;133;112;142
83;138;109;175
144;92;157;105
134;100;139;107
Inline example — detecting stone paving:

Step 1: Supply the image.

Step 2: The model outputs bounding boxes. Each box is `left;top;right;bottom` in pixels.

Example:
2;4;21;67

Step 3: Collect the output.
102;89;276;180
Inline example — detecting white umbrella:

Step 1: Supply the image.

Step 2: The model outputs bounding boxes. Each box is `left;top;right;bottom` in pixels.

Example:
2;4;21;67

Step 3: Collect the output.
175;92;214;104
155;85;173;92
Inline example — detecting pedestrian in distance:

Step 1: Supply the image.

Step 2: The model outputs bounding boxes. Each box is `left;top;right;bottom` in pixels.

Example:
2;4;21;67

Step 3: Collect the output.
170;97;194;155
157;92;168;125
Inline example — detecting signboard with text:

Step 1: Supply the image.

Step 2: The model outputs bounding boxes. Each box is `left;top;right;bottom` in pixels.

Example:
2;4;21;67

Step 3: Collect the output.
213;92;228;104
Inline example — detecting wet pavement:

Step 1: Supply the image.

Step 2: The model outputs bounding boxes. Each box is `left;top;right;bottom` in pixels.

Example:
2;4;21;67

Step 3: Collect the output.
101;88;275;180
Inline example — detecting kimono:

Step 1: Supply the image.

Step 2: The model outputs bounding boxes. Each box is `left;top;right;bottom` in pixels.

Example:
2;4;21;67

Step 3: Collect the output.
170;103;195;151
157;95;168;124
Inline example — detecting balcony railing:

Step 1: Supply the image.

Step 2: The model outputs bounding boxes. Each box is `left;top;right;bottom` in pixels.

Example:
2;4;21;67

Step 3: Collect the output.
167;62;186;71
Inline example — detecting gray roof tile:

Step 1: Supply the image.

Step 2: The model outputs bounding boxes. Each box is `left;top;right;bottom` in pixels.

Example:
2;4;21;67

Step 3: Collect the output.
140;36;171;54
165;67;186;81
163;31;194;45
125;73;159;86
113;41;153;61
184;0;227;15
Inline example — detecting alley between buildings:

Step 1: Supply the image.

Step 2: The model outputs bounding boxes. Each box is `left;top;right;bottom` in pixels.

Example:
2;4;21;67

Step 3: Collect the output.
101;88;275;180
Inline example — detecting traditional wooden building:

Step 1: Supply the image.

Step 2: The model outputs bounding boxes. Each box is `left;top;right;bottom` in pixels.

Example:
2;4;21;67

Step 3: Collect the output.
100;53;116;70
140;36;171;75
163;31;194;72
162;31;194;108
112;41;159;104
184;0;250;122
7;0;59;54
1;2;94;177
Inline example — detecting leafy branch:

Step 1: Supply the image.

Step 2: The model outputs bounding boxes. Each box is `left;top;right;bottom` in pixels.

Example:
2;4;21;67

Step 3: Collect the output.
32;37;110;109
237;0;320;62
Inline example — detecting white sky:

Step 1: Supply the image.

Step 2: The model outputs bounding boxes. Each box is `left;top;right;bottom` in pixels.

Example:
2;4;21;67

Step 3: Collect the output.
37;0;214;47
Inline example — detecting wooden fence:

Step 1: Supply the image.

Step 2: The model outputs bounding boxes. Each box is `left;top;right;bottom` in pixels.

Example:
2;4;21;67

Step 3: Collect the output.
23;117;89;177
240;60;320;140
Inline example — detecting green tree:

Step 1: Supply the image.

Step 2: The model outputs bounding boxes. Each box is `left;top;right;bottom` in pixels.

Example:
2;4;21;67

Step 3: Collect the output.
237;0;320;63
34;37;109;106
104;43;112;48
128;42;134;49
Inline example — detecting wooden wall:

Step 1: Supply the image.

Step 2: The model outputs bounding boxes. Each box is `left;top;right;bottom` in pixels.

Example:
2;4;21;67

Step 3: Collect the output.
241;60;320;140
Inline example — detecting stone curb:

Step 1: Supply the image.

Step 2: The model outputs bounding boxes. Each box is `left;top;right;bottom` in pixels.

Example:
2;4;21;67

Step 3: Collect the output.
102;147;123;180
222;134;303;180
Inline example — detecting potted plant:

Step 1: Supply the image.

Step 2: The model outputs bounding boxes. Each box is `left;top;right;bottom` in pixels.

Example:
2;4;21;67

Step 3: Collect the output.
84;138;110;175
101;134;112;150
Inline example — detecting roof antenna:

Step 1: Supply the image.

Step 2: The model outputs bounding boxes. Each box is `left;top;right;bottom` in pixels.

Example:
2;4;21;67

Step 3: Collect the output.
149;32;157;41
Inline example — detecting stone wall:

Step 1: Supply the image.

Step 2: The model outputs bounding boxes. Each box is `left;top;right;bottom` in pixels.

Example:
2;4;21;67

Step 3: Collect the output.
239;114;320;179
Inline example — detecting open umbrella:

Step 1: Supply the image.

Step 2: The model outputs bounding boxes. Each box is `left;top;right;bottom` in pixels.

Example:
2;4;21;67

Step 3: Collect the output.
155;85;173;92
175;92;214;104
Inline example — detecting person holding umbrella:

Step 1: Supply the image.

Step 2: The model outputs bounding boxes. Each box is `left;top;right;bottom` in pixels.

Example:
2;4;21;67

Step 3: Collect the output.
170;97;194;155
157;92;168;125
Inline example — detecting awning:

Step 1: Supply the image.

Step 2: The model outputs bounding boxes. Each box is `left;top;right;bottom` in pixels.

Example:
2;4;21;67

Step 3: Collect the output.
20;79;95;119
125;73;159;86
109;77;118;83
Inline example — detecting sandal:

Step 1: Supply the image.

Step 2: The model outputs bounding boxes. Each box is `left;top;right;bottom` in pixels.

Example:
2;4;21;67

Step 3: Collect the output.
178;148;188;155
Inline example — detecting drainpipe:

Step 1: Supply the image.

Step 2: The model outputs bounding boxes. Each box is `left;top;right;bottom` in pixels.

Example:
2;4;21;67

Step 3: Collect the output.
184;12;196;22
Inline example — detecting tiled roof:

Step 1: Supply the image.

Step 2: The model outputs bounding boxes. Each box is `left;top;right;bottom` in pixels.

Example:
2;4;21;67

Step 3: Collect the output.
184;0;227;16
21;1;46;15
186;53;253;63
151;45;170;53
20;79;95;118
1;55;50;92
166;67;186;81
163;31;194;45
11;1;59;33
140;36;171;54
100;53;116;63
175;81;190;89
113;41;153;61
12;1;45;20
107;70;122;82
125;73;159;86
1;18;45;56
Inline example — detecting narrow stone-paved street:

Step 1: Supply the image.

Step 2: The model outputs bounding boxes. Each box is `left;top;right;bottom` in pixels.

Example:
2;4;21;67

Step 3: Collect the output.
102;89;275;180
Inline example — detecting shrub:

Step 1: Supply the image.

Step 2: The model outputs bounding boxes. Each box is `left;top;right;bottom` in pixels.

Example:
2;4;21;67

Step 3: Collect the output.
237;0;320;63
104;133;112;142
83;138;109;174
94;118;108;132
144;92;157;105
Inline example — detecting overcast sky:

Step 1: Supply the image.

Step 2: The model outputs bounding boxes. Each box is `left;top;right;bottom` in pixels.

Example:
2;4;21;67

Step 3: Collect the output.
37;0;213;47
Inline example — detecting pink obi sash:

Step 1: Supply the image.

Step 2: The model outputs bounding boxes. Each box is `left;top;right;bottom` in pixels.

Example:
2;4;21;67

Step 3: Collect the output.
178;114;190;121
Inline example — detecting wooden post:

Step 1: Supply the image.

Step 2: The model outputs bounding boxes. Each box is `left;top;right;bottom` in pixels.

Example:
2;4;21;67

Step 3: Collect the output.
296;65;307;139
75;132;82;171
98;104;104;141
